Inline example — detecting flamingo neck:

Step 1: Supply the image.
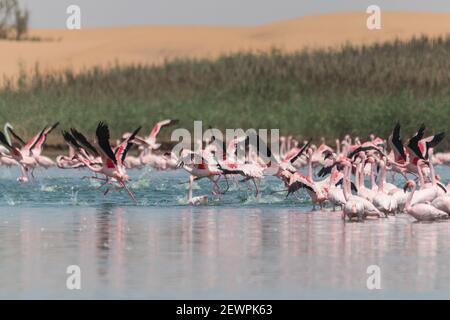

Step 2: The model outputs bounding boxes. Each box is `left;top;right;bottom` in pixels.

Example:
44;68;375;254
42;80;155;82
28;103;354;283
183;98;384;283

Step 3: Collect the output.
405;185;415;211
342;165;351;202
354;162;360;190
429;150;437;187
417;163;425;190
336;140;340;155
359;161;366;189
378;161;386;192
307;154;313;181
188;175;193;202
370;162;376;190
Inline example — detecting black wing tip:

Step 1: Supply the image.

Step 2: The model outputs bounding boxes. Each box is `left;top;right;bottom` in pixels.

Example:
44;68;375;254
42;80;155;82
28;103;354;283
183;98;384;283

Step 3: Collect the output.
49;121;60;131
132;126;142;136
96;121;110;136
97;121;108;131
0;131;12;148
393;122;401;134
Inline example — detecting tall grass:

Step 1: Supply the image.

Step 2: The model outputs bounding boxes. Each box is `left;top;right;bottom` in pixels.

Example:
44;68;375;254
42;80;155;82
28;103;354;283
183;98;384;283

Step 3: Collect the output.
0;35;448;148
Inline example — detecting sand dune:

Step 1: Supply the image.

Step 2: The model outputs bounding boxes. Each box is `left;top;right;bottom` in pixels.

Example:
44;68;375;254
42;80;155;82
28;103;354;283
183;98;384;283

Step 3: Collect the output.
1;11;450;79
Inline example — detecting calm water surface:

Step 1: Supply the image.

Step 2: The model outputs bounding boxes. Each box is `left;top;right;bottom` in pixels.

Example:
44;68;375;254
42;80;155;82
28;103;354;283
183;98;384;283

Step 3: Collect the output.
0;166;450;299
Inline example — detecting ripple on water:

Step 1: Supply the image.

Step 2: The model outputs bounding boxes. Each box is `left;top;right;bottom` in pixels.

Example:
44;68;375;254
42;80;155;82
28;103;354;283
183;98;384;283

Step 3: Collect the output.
0;166;449;209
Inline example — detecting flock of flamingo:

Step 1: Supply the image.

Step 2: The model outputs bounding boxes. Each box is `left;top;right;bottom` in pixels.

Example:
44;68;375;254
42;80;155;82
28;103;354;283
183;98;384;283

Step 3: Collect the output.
1;119;450;222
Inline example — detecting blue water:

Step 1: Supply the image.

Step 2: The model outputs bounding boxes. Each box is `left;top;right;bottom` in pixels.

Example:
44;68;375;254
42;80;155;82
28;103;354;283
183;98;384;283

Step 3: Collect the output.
0;166;450;299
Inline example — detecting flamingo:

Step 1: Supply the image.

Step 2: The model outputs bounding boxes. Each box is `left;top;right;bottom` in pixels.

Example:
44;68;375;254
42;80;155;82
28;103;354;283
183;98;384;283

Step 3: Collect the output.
421;149;448;196
0;123;14;155
403;180;448;221
303;147;327;209
406;124;445;172
354;152;376;201
212;136;267;196
276;140;311;183
56;143;87;169
31;122;60;168
122;119;179;170
341;161;365;221
325;166;346;211
62;122;141;202
133;119;179;150
341;159;384;220
0;124;17;167
176;149;224;199
434;152;450;165
432;195;450;215
187;174;209;205
0;151;18;167
409;159;440;205
5;122;59;171
372;159;398;215
0;127;45;182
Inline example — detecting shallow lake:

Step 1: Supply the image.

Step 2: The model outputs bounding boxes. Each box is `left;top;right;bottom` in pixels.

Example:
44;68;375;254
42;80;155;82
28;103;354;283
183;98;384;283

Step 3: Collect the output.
0;166;450;299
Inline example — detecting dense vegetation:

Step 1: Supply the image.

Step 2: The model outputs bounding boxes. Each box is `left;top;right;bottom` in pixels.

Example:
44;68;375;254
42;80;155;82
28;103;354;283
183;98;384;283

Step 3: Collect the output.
0;36;449;148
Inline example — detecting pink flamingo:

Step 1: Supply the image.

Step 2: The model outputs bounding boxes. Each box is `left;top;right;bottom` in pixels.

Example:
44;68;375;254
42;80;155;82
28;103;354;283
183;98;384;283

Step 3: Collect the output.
403;180;448;221
62;122;141;203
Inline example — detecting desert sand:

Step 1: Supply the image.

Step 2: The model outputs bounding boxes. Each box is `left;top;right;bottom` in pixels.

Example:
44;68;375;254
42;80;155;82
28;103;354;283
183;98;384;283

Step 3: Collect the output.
1;11;450;79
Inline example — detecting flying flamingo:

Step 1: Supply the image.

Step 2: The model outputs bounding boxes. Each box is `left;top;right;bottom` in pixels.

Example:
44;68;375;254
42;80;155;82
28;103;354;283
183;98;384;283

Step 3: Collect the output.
0;123;14;155
133;119;179;150
5;122;59;172
0;125;17;167
177;149;225;188
126;119;179;170
56;144;86;169
0;127;47;182
62;122;141;202
406;124;445;171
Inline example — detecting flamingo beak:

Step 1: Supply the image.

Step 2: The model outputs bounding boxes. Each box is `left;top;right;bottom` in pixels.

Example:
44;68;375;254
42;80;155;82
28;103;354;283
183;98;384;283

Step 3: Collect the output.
403;183;410;193
176;161;184;169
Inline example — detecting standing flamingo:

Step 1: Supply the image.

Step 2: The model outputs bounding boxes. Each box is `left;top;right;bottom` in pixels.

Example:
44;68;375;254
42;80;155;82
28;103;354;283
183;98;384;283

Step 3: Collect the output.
372;159;398;215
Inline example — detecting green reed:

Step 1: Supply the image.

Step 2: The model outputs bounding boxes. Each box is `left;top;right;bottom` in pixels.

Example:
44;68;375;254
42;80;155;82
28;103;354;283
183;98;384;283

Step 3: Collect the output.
0;35;448;148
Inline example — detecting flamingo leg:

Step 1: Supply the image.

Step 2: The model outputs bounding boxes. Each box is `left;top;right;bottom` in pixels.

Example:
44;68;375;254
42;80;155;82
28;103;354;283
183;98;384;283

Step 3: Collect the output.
97;178;110;189
121;181;137;204
103;185;121;195
213;176;221;193
82;176;108;182
208;176;220;195
222;175;230;193
213;175;230;195
252;178;259;197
